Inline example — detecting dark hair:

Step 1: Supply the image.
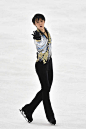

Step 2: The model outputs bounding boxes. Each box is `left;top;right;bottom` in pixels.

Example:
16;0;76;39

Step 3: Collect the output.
32;13;45;24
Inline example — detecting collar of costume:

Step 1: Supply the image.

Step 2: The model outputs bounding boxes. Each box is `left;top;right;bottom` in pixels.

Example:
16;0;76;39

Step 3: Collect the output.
37;27;51;45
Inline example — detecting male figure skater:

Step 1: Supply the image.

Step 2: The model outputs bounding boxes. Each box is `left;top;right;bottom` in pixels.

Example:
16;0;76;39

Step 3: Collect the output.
20;13;56;125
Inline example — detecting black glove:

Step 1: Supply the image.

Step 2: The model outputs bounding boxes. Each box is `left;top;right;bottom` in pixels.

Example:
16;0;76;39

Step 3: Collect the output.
32;31;41;40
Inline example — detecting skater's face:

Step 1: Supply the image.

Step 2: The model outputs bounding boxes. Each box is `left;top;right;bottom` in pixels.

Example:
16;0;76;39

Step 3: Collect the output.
34;18;45;31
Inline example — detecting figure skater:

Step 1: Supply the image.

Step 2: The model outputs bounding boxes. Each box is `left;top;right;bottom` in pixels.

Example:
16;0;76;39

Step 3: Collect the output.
20;13;56;125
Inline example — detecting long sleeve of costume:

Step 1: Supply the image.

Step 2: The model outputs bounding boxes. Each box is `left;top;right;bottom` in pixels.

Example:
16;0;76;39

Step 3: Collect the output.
34;35;48;53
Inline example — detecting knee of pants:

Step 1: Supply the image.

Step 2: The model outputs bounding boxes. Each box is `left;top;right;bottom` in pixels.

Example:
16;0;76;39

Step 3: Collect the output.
42;90;50;101
42;88;50;96
42;86;50;93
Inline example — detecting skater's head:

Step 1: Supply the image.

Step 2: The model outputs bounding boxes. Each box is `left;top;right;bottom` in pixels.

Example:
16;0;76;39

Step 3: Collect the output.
32;13;45;24
32;13;45;31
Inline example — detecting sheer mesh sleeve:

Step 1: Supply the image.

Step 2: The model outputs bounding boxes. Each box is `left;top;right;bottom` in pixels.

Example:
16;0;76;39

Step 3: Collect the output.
34;35;48;52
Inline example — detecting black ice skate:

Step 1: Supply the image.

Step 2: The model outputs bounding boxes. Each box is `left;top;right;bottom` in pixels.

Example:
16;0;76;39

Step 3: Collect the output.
49;118;56;125
19;108;33;123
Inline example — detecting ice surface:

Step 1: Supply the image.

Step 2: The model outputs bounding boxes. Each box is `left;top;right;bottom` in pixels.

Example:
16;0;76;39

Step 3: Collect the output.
0;0;86;128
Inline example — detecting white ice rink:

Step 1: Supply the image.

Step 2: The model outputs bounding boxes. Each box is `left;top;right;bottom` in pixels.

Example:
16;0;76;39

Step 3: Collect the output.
0;0;86;128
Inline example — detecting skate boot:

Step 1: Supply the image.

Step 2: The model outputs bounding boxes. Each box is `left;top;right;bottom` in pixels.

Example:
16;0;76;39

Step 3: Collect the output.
49;118;56;125
19;104;33;123
47;113;56;125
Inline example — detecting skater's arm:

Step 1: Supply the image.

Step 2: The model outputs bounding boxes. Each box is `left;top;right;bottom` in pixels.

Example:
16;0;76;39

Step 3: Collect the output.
34;36;48;52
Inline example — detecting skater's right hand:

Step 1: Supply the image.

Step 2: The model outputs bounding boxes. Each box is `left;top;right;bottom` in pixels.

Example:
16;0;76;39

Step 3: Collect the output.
32;31;41;40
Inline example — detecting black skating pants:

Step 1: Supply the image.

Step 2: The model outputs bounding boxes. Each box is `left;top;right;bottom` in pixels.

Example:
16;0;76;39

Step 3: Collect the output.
25;57;55;121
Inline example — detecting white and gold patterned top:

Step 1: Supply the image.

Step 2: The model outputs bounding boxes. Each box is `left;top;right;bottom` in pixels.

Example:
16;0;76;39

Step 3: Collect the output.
34;27;52;64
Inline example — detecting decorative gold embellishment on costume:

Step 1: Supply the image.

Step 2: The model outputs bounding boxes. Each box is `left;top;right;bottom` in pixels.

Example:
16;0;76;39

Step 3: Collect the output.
42;50;48;64
38;52;44;59
36;28;51;64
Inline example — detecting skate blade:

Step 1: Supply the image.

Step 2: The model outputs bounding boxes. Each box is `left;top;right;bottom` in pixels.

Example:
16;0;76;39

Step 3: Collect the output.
19;109;29;122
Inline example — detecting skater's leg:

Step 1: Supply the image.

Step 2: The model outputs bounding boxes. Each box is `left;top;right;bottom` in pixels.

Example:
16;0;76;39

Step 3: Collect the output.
22;62;53;115
41;71;55;121
22;60;53;116
20;90;43;123
42;90;55;122
22;90;42;114
48;58;53;87
20;59;56;124
27;58;53;114
35;61;56;123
